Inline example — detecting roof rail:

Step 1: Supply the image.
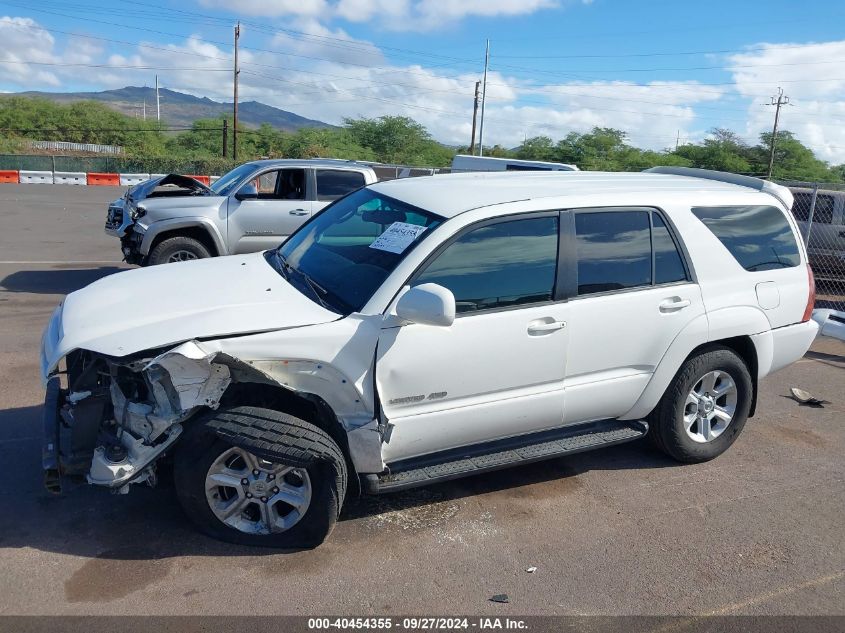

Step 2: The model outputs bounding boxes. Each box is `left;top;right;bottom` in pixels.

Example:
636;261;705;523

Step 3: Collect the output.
643;166;794;210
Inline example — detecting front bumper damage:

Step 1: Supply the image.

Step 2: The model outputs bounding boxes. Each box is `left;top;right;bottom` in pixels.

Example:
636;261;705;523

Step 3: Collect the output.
42;334;384;494
42;342;231;494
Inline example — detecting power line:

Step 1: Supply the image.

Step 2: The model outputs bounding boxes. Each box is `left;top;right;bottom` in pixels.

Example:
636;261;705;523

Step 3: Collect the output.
0;59;230;71
491;43;845;59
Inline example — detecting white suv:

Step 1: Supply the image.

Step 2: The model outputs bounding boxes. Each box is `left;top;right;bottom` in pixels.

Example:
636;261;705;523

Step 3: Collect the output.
41;167;818;548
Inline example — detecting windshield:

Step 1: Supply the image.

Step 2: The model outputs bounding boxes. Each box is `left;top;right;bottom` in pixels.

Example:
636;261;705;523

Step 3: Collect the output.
271;188;444;315
210;163;258;196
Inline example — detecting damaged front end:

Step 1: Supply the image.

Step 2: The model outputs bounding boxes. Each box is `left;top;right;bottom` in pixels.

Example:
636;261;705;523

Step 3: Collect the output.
43;342;231;494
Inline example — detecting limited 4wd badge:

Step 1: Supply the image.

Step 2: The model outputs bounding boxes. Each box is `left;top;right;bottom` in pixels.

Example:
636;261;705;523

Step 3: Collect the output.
369;222;428;254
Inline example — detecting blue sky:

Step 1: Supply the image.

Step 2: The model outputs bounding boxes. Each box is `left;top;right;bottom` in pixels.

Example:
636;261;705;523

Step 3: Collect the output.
2;0;845;161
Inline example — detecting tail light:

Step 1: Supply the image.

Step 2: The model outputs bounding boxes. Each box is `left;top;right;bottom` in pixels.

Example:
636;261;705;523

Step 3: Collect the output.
802;264;815;323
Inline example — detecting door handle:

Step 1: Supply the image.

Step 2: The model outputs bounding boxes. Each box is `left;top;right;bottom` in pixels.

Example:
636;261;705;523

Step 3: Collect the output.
289;209;309;216
659;298;691;312
527;319;566;335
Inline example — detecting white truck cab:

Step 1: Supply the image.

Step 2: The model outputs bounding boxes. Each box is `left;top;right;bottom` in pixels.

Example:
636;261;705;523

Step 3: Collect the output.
43;167;818;548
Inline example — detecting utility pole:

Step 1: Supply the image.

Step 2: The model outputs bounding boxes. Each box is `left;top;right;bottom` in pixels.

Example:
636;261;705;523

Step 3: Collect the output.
478;39;490;157
142;99;146;121
222;118;229;158
155;75;161;128
765;87;789;179
469;80;481;155
675;130;680;151
233;21;240;161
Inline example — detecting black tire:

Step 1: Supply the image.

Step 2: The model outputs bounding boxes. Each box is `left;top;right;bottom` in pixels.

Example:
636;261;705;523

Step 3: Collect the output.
174;406;346;548
648;347;753;463
147;236;211;265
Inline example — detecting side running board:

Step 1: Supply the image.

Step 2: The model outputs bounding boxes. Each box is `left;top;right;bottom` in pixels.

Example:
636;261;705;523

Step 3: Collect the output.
364;419;648;494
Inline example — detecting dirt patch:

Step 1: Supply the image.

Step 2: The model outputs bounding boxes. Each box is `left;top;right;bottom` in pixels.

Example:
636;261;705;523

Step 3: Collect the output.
64;547;174;603
771;424;826;448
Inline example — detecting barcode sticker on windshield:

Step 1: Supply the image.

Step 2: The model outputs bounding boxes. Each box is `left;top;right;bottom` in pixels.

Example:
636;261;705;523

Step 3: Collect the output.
369;222;428;254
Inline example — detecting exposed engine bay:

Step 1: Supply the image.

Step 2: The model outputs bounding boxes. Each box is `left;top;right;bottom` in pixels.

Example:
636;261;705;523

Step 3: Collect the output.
45;342;232;494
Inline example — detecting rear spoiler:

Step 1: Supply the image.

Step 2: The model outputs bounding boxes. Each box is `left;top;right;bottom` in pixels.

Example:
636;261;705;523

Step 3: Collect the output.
644;167;794;211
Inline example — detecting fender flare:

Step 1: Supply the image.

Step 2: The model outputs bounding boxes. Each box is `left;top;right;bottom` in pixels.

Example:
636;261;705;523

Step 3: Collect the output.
139;217;226;256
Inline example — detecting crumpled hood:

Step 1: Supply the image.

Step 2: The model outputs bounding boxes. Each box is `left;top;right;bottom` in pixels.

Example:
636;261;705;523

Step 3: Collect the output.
41;252;339;376
129;173;213;201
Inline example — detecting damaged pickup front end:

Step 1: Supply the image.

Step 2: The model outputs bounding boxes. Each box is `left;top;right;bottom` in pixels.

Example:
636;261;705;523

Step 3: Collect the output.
43;341;231;494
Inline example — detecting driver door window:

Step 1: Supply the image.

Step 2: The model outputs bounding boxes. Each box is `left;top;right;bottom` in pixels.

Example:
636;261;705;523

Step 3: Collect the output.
249;169;306;200
414;216;559;313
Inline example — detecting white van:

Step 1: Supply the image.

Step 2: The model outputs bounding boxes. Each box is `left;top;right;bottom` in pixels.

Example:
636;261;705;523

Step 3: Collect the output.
451;154;578;173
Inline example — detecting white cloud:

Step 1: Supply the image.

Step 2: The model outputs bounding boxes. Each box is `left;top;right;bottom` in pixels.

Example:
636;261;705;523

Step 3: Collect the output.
728;41;845;163
0;17;62;87
201;0;561;30
198;0;329;18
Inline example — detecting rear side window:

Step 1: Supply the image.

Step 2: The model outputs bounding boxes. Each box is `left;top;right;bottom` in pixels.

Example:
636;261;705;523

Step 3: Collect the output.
316;170;365;201
575;211;651;294
692;205;800;271
415;216;559;314
791;192;834;224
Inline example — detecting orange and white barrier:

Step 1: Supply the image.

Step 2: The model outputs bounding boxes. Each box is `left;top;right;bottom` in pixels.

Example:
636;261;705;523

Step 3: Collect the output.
0;171;217;186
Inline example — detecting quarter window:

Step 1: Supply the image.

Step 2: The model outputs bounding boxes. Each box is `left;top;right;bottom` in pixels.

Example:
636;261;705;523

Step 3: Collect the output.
653;214;688;284
692;205;800;271
415;216;559;314
316;170;366;201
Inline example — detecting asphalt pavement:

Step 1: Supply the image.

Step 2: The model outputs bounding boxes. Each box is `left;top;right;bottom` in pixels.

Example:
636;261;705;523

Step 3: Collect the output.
0;184;843;616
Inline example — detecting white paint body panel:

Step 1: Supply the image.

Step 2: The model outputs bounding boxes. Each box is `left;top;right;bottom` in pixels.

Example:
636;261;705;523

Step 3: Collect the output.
564;283;705;424
377;303;569;463
40;253;339;377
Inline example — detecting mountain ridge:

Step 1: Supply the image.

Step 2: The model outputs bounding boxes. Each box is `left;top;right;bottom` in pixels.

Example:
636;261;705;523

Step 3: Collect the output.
12;86;333;131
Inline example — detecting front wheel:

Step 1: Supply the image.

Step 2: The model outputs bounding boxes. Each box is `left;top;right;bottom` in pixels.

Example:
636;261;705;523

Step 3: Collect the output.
174;407;346;548
147;236;211;265
649;347;753;463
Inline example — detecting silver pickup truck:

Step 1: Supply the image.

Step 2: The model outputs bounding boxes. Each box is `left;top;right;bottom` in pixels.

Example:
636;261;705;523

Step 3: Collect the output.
105;159;378;265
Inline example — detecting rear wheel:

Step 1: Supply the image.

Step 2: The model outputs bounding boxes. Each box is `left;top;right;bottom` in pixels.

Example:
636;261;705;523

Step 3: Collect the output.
649;347;752;463
148;236;211;265
174;407;346;548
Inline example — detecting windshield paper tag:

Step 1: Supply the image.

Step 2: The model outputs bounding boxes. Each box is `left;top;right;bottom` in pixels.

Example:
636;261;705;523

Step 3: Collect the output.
369;222;428;254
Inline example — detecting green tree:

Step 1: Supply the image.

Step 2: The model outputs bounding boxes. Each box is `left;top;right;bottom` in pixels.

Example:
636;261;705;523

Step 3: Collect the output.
752;131;837;181
343;116;452;166
515;135;555;161
672;128;753;174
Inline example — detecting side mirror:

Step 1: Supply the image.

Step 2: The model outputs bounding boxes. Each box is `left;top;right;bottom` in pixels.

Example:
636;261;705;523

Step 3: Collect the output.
395;283;456;327
235;190;258;201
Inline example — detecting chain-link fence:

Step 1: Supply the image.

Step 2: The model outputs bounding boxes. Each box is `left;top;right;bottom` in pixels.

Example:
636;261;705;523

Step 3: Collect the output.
780;181;845;312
